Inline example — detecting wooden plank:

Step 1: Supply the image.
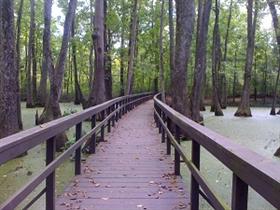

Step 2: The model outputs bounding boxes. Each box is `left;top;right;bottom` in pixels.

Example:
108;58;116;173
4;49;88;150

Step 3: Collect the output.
56;101;190;210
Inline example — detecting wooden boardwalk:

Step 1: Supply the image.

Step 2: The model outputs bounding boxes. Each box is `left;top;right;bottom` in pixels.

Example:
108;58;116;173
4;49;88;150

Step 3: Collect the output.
56;100;190;210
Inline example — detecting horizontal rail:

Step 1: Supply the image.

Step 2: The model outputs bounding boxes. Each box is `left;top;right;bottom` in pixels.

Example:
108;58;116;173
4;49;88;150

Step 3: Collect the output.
0;93;151;165
154;109;229;210
154;94;280;209
0;93;153;210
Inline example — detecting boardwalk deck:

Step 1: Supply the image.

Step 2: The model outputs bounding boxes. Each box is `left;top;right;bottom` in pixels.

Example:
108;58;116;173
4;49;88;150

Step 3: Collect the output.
56;100;190;210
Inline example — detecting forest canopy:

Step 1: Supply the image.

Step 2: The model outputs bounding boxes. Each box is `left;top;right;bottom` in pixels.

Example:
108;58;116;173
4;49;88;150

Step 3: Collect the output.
0;0;280;152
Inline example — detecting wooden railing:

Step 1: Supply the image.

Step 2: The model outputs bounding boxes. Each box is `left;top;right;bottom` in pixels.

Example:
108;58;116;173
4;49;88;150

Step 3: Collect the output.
0;92;153;210
153;94;280;210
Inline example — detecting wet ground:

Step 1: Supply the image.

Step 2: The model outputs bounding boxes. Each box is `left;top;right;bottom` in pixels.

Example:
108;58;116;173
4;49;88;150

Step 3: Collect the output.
0;103;279;209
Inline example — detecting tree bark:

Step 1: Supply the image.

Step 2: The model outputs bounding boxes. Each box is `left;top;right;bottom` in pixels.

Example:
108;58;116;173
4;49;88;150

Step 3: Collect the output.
159;0;166;103
235;0;258;117
89;0;94;91
37;0;50;107
168;0;175;86
191;0;212;122
126;0;139;95
120;0;125;96
0;0;21;138
26;0;36;108
88;0;106;106
220;0;233;109
172;0;195;117
39;0;77;150
71;18;83;105
210;0;223;116
104;0;112;100
267;0;280;115
232;50;237;103
16;0;24;129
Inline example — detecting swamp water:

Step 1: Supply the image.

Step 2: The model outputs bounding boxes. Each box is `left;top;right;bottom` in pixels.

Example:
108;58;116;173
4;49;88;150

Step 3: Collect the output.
0;104;279;209
181;107;280;210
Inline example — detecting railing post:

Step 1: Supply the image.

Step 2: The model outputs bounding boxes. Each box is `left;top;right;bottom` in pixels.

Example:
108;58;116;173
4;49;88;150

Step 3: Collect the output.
174;125;180;175
166;118;171;155
112;105;115;127
122;99;125;115
158;108;162;134
231;174;248;210
46;137;55;210
125;98;128;113
90;115;96;154
161;112;165;143
191;140;200;210
116;103;119;121
75;122;82;175
107;107;111;133
101;110;105;141
119;101;122;118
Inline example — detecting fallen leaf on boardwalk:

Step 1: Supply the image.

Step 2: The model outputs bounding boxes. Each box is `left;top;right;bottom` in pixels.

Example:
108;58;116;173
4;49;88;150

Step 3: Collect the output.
149;181;155;184
101;197;109;200
137;204;143;208
95;183;100;187
178;202;187;209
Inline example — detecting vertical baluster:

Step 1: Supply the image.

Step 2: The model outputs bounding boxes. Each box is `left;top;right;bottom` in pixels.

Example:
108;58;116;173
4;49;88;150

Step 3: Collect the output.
75;122;82;175
166;118;171;155
112;105;115;127
46;137;55;210
174;125;180;175
191;140;200;210
125;98;128;113
231;174;248;210
158;108;162;134
119;101;122;118
122;99;125;115
116;102;119;121
107;107;111;133
90;115;96;154
101;110;105;141
161;112;165;143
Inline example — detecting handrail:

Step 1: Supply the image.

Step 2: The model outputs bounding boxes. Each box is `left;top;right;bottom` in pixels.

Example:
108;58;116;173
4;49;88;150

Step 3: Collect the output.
153;93;280;210
0;92;153;210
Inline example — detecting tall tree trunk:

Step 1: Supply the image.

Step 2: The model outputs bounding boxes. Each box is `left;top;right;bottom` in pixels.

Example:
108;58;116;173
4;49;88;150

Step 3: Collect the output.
168;0;175;87
267;0;280;115
159;0;166;103
191;0;212;122
88;0;106;106
39;0;77;150
232;50;237;103
89;0;94;90
172;0;195;117
26;0;36;108
210;0;223;116
71;18;83;105
235;0;258;117
126;0;139;95
37;0;50;107
32;35;37;104
263;49;268;104
220;0;233;109
104;0;112;100
120;0;125;96
0;0;20;138
16;0;24;129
